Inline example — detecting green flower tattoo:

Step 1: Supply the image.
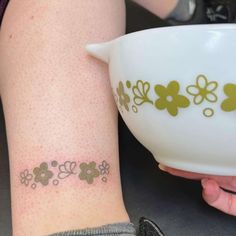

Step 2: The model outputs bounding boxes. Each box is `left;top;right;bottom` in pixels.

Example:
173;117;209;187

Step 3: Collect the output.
221;83;236;112
186;75;218;104
20;160;110;189
79;162;100;184
132;80;153;105
155;81;190;116
33;162;53;186
116;81;130;111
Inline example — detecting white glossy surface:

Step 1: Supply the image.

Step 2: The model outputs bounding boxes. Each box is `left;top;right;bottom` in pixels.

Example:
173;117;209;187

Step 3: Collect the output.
86;24;236;175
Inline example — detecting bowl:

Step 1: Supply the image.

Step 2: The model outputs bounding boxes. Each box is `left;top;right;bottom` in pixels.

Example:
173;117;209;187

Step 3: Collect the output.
86;24;236;176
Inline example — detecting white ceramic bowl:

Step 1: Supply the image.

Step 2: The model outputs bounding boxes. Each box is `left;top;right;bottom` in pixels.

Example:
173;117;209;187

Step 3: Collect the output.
86;24;236;175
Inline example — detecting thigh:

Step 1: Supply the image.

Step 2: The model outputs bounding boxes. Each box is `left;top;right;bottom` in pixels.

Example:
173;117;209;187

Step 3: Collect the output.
0;1;127;235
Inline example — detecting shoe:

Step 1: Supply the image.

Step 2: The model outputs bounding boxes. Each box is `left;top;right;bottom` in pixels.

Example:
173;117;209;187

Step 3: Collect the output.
205;0;236;23
168;0;207;25
168;0;236;25
139;217;165;236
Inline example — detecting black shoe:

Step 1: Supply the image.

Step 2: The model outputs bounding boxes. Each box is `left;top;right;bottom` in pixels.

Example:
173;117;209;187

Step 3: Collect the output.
168;0;236;25
205;0;236;23
139;217;165;236
168;0;207;25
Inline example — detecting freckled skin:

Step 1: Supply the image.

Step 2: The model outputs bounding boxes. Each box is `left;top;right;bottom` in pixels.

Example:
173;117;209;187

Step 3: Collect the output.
0;1;128;235
0;0;182;235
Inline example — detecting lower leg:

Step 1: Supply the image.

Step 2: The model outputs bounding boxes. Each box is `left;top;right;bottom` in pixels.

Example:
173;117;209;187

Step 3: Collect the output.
0;0;128;235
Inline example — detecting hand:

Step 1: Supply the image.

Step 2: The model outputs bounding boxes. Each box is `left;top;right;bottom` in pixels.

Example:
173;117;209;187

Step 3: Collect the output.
159;164;236;216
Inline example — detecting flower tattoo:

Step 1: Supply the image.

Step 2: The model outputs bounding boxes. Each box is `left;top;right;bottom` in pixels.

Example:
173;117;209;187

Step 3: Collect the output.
79;162;100;184
58;161;77;179
20;169;33;186
20;160;110;189
98;160;110;175
33;162;53;186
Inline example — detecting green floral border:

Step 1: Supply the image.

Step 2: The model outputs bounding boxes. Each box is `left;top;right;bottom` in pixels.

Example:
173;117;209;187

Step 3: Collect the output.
114;74;236;117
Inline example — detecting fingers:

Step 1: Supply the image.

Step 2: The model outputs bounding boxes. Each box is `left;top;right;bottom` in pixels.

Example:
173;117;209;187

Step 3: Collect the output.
159;164;236;215
201;179;236;216
209;176;236;193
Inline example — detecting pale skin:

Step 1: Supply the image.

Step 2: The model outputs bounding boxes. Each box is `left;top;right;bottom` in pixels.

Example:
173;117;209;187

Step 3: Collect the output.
0;0;128;235
159;165;236;216
0;0;235;235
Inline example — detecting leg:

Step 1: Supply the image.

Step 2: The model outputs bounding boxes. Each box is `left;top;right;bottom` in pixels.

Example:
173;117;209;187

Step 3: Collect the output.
0;1;128;235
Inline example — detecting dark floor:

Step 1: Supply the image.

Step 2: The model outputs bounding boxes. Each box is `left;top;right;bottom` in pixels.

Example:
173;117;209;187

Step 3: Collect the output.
0;101;11;236
1;1;236;236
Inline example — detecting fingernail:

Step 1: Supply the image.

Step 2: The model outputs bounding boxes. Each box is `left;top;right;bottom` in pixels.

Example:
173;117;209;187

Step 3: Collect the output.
201;178;208;189
158;164;167;172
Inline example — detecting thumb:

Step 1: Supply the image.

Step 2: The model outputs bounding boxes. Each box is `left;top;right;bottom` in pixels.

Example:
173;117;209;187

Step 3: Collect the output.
201;178;221;204
201;178;236;216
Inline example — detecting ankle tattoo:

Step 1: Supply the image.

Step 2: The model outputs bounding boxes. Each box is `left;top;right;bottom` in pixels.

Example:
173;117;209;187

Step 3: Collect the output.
19;160;110;189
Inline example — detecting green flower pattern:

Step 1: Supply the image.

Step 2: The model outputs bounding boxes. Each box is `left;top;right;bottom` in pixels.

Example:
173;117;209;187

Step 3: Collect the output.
221;84;236;112
155;81;190;116
117;81;130;111
132;80;153;105
186;75;218;104
114;75;236;117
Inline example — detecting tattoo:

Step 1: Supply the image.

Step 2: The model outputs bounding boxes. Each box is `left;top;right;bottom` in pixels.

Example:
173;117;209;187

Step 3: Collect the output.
33;162;53;186
19;160;110;189
98;160;110;175
58;161;77;179
79;162;100;184
20;170;33;186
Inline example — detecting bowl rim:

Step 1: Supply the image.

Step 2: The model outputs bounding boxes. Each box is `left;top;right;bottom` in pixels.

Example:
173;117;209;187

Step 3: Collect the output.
116;23;236;42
